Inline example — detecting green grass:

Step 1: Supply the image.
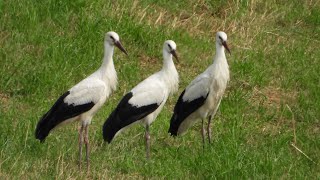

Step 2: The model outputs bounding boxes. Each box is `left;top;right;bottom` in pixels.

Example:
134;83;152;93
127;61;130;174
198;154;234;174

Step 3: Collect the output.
1;0;320;178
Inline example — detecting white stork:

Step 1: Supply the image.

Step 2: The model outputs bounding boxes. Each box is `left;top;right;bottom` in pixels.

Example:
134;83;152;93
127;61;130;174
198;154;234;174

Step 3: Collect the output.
103;40;179;159
35;31;128;169
168;31;231;148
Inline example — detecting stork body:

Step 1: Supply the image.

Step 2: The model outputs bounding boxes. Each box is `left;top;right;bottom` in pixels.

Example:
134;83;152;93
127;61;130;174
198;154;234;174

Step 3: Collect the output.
169;32;230;147
103;40;179;159
35;31;127;170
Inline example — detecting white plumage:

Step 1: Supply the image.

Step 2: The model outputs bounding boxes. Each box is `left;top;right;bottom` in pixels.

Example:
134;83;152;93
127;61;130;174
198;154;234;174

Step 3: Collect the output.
103;40;179;159
35;31;127;170
169;31;230;147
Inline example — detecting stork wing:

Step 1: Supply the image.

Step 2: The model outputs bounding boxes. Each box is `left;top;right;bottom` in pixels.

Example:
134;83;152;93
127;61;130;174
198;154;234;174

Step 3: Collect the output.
103;77;165;143
64;78;106;105
35;78;106;142
183;74;211;102
169;74;210;136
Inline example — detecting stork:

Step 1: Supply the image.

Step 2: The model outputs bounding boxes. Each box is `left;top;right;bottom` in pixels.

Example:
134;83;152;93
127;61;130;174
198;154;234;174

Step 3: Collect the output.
35;31;128;170
168;31;231;148
103;40;179;159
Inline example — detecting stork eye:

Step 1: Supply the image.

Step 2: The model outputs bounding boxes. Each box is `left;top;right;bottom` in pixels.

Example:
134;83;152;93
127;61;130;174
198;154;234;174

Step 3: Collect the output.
219;36;222;41
168;44;172;49
110;36;115;41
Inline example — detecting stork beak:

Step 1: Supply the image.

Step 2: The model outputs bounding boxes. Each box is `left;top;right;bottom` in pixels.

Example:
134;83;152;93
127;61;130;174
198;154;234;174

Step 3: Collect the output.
222;41;231;54
114;40;128;56
170;50;179;62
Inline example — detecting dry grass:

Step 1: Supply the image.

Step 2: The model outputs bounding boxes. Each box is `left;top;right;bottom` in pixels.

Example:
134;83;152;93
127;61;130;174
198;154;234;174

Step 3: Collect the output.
249;86;297;109
120;0;290;46
0;92;10;113
0;92;9;104
0;31;11;46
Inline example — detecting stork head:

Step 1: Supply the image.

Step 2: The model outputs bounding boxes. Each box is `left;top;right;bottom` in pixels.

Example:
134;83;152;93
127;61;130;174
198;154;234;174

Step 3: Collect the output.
105;31;128;55
163;40;178;61
216;31;230;54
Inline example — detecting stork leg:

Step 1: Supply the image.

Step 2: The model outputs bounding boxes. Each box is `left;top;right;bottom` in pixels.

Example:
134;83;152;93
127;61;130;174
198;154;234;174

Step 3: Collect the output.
84;124;90;171
201;118;205;149
207;115;212;144
78;125;84;170
207;97;221;144
145;124;151;159
207;99;221;144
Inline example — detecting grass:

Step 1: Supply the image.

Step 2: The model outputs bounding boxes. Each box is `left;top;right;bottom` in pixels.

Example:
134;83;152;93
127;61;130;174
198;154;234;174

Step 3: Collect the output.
1;0;320;178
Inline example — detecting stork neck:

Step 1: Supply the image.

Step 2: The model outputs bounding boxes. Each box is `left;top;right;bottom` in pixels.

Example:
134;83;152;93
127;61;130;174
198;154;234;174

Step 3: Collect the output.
161;50;179;94
162;50;176;72
100;43;115;71
213;42;227;64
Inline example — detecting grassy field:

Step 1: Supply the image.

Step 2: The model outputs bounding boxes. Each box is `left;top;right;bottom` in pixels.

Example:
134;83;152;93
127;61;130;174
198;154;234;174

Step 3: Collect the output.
1;0;320;178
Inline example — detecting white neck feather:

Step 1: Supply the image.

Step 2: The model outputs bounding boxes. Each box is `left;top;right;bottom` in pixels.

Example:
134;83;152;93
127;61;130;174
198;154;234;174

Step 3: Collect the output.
161;50;179;94
97;43;117;92
210;42;230;83
101;43;115;69
213;42;227;64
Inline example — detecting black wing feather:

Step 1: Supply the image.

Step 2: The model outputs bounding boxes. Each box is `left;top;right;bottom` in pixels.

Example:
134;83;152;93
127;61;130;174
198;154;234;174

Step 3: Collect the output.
103;92;160;143
35;91;95;142
168;90;209;136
